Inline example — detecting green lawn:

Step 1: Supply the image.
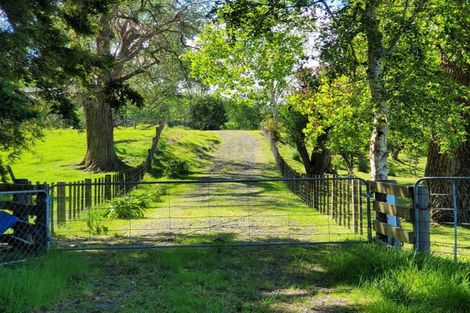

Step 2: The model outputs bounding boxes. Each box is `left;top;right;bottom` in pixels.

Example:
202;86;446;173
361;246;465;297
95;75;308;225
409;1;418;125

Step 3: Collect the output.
5;126;221;183
53;130;369;248
277;140;426;185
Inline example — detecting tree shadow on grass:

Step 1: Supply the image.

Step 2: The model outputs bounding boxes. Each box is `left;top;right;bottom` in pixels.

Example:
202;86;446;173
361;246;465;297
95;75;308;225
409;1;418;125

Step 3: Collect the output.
51;234;371;313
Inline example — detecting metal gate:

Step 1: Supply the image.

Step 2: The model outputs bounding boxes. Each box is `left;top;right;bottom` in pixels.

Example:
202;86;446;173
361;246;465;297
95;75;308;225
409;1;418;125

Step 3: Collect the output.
0;189;49;264
415;177;470;261
49;177;372;250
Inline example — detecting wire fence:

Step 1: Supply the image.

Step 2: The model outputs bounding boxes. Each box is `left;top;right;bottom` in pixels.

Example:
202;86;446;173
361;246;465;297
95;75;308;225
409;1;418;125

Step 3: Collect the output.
0;188;49;264
415;177;470;261
49;178;371;250
264;130;372;233
51;166;145;229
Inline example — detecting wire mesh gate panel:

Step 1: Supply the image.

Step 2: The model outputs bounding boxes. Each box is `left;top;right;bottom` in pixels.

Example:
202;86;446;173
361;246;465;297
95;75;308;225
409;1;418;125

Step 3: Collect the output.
50;178;371;250
0;189;49;264
415;177;470;261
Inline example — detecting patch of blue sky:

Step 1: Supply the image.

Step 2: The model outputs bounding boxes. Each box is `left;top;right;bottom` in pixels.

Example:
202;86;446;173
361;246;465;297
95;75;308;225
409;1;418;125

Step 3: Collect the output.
0;9;13;32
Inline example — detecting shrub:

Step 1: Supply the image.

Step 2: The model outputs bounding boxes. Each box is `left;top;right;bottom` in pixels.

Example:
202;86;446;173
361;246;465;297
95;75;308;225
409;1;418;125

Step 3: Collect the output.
223;100;261;129
261;117;282;141
150;184;169;202
189;96;228;130
163;159;189;178
85;210;108;235
106;194;149;219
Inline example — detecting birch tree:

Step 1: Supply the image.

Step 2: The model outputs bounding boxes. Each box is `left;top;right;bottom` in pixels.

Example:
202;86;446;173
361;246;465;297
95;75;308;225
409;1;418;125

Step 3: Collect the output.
218;0;429;180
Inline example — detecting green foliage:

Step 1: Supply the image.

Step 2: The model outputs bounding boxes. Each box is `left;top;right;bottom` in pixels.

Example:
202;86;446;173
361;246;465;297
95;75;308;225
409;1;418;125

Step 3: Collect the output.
280;104;309;146
184;22;304;121
85;210;109;235
119;96;191;127
104;80;144;110
291;73;371;163
388;163;397;177
106;194;149;219
150;184;169;202
0;0;113;163
189;96;228;130
357;153;370;173
223;100;262;130
261;117;282;141
163;159;190;178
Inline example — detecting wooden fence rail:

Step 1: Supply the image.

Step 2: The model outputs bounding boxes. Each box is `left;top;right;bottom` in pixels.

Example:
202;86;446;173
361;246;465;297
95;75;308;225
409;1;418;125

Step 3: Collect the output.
265;130;430;250
370;181;430;252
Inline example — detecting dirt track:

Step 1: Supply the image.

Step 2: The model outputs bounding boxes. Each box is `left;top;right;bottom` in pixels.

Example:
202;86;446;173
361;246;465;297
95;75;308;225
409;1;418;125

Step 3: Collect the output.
201;130;278;179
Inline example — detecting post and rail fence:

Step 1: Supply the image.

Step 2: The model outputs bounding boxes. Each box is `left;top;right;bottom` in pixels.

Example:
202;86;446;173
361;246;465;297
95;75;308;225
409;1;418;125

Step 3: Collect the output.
265;130;467;260
52;122;165;228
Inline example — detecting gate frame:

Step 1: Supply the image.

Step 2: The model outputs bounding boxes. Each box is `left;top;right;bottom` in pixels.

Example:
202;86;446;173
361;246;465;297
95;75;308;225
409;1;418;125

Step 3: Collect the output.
414;176;470;260
48;177;373;250
0;187;51;264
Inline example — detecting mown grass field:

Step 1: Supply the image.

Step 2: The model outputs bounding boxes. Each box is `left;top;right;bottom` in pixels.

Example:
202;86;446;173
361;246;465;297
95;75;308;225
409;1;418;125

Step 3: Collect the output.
53;130;369;247
4;126;220;183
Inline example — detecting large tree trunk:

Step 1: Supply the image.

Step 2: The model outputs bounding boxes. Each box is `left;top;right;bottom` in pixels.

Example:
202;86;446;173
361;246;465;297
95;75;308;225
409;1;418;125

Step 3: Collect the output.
80;95;126;172
79;15;126;172
295;131;332;176
425;135;470;224
365;2;389;181
309;132;332;175
425;53;470;223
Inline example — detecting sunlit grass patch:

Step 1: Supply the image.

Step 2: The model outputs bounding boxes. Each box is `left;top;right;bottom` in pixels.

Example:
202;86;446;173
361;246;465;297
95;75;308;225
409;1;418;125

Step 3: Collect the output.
0;252;92;313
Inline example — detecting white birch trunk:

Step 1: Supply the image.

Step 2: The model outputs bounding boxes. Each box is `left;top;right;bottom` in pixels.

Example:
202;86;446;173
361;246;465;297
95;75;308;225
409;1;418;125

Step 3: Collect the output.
365;2;389;181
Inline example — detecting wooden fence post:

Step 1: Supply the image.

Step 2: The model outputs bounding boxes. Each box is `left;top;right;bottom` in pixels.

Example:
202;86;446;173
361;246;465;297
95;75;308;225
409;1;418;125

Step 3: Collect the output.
35;185;49;251
105;175;111;200
68;183;72;220
374;181;390;244
85;178;92;208
72;182;77;219
346;180;354;228
80;180;85;212
93;178;97;205
353;180;359;234
57;182;66;225
340;180;344;225
414;185;430;253
332;179;337;222
314;175;319;210
327;179;331;216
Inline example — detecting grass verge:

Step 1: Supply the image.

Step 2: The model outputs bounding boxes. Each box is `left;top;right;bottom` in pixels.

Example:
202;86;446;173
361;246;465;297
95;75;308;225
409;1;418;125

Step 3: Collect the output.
2;244;469;313
276;139;426;185
0;252;91;313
